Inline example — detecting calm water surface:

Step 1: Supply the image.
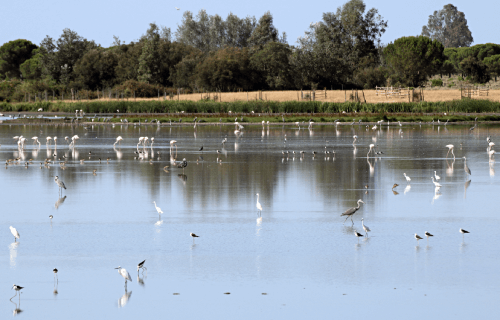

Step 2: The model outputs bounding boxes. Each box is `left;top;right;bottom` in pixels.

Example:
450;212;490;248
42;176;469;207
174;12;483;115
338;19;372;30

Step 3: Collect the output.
1;123;499;319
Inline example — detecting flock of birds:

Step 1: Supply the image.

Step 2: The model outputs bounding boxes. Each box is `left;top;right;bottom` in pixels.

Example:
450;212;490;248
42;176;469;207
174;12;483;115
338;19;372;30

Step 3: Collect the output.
5;117;491;306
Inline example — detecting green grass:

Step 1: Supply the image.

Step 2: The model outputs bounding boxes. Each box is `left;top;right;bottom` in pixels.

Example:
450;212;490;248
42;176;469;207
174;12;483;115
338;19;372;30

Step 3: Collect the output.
2;99;500;122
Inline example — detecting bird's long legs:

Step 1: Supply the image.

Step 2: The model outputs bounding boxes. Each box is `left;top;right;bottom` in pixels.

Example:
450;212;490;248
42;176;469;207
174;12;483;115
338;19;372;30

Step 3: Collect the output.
343;216;350;224
9;292;17;301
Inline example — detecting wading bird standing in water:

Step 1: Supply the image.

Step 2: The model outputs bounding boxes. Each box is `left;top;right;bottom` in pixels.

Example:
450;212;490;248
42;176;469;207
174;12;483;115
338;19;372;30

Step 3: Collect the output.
415;234;424;243
446;144;455;159
115;266;132;289
137;260;147;274
460;228;470;239
10;226;20;242
190;233;199;243
341;199;365;225
463;157;471;178
361;218;370;237
54;176;66;195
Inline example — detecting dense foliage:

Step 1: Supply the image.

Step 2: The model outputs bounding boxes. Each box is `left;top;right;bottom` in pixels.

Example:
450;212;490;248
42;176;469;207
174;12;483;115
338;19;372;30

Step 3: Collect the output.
1;0;498;103
421;4;473;48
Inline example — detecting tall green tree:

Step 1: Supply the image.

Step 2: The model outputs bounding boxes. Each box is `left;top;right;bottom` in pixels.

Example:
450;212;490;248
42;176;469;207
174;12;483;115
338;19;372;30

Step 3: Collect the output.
293;0;387;88
0;39;38;79
421;4;473;48
249;12;285;47
484;54;500;81
20;48;44;80
138;23;163;83
39;29;97;84
74;48;118;89
250;42;293;89
384;36;445;86
460;56;490;83
175;10;258;52
195;47;256;91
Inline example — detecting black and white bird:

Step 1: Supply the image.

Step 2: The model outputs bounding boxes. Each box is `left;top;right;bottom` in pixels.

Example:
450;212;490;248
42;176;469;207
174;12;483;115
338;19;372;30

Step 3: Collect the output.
199;145;204;152
354;230;364;242
53;268;58;281
12;284;24;296
10;226;20;242
137;260;147;274
178;158;188;173
190;233;199;243
425;231;433;239
341;199;365;225
415;234;424;243
460;228;470;239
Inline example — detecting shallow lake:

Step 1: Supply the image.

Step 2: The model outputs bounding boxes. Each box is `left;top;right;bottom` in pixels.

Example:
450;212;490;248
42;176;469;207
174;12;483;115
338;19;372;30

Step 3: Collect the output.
1;122;499;319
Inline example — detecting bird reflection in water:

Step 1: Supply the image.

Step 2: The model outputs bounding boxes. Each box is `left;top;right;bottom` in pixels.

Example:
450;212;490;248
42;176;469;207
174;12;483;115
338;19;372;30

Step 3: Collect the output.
464;180;471;199
392;190;399;195
367;158;375;176
55;195;67;209
178;174;187;183
9;242;19;267
404;184;411;195
118;289;132;308
432;187;442;204
113;146;123;160
446;158;455;175
489;160;495;177
137;275;145;287
10;300;22;316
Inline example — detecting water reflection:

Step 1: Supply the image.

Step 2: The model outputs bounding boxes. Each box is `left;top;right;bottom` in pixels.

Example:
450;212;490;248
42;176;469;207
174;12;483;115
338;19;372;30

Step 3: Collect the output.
118;289;132;308
55;196;67;209
10;299;22;316
404;185;411;195
9;242;19;268
464;180;472;199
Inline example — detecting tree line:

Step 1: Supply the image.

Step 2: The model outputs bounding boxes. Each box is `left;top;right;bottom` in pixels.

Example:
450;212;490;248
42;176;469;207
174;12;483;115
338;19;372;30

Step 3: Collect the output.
1;1;499;103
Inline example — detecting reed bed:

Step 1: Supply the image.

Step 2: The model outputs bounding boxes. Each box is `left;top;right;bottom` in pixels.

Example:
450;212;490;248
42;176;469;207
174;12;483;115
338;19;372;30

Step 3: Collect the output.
2;98;500;116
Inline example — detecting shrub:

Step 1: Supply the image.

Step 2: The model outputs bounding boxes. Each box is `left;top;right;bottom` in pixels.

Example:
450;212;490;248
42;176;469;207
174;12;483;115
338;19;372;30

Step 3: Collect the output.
431;79;443;87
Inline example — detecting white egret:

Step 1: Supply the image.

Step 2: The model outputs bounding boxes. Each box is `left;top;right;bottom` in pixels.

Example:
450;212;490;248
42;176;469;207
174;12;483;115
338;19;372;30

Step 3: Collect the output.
434;171;440;180
361;218;370;236
446;144;455;159
10;226;20;242
153;201;163;215
256;193;263;217
46;136;52;145
115;266;132;288
403;173;411;182
341;199;365;225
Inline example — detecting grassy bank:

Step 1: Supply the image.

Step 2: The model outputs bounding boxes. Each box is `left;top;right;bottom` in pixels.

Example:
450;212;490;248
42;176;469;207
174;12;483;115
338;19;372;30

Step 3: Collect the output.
2;99;500;117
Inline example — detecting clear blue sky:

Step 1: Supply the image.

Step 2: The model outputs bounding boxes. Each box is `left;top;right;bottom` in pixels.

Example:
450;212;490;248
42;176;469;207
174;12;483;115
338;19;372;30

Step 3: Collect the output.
2;0;497;47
